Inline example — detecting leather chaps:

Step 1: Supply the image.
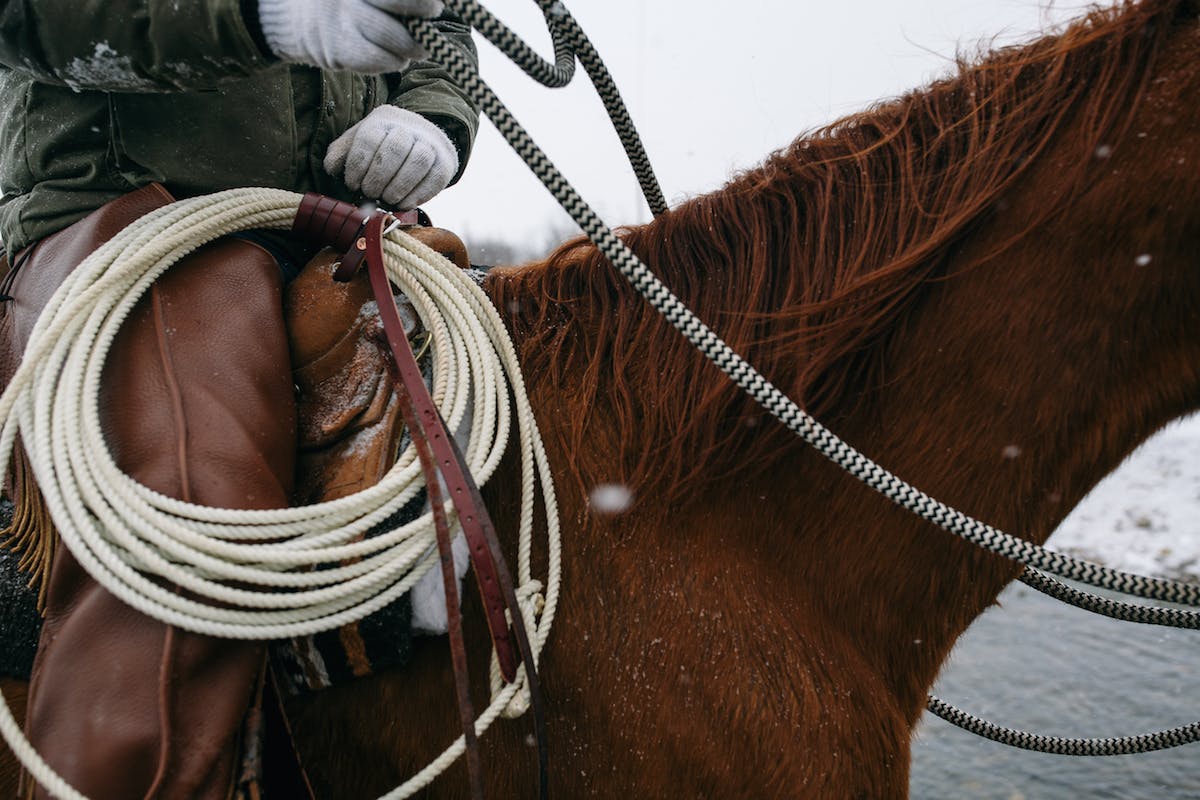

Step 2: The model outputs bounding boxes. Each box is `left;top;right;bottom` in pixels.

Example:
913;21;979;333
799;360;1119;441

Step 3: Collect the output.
1;184;300;799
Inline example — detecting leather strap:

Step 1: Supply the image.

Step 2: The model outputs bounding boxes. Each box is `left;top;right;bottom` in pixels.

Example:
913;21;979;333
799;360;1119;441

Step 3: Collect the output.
293;198;518;678
291;197;548;799
383;291;485;799
292;195;422;282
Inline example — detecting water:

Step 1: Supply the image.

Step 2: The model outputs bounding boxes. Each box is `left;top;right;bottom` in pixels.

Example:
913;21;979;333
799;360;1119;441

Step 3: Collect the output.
910;584;1200;798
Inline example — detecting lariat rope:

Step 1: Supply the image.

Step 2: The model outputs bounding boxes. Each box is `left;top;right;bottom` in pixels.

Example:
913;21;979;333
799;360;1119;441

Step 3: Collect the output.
926;697;1200;756
0;188;562;799
423;0;1200;607
452;0;1200;624
413;0;1200;756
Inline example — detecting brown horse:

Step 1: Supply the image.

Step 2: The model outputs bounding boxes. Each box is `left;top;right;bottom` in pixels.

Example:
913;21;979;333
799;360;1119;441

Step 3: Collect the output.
4;0;1200;797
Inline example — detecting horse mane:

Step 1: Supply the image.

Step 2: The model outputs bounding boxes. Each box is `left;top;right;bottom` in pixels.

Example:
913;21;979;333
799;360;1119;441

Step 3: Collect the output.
487;0;1196;506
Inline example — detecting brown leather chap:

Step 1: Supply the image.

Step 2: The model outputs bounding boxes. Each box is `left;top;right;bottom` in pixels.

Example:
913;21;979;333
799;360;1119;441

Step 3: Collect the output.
0;184;310;800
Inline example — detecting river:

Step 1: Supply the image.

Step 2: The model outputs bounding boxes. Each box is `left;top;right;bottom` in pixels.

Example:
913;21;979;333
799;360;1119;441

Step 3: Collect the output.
910;583;1199;798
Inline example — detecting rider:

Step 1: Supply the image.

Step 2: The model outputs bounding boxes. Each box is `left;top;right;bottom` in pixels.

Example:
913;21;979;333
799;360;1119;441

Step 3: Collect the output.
0;1;478;797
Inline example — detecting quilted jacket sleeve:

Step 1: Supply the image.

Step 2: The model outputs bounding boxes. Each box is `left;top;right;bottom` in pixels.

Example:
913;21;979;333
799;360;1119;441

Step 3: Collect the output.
386;10;480;184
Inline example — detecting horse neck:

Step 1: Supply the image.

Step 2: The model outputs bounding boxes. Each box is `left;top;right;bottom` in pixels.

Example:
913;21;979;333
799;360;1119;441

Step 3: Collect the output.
782;25;1200;717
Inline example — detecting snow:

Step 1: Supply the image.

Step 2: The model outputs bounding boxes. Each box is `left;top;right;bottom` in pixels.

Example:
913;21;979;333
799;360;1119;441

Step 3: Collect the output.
63;42;156;92
589;483;634;515
1047;414;1200;581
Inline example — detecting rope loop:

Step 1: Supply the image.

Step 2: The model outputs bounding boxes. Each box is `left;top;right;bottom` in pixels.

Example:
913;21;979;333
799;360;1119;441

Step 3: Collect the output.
489;578;544;719
430;0;668;214
927;695;1200;756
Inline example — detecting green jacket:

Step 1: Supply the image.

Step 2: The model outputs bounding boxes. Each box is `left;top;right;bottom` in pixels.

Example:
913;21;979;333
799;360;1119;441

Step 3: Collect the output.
0;0;479;257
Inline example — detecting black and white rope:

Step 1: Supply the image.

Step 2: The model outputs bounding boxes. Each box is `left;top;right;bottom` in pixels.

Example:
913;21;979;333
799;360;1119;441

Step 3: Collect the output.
415;1;1200;608
926;695;1200;755
547;8;668;215
1018;568;1200;629
413;0;1199;756
928;568;1200;752
446;0;667;214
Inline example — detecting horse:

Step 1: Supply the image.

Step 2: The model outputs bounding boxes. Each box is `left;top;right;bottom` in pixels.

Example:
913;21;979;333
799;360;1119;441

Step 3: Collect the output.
3;0;1199;796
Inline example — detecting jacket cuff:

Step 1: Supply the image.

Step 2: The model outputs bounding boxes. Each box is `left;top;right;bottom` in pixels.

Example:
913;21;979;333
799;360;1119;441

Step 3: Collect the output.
420;114;472;186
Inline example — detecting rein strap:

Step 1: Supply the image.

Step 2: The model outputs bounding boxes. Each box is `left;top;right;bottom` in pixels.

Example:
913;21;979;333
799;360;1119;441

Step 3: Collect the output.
292;195;548;800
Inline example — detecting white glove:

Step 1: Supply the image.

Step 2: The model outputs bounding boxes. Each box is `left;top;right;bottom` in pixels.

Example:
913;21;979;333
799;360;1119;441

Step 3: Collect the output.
324;106;460;209
258;0;444;73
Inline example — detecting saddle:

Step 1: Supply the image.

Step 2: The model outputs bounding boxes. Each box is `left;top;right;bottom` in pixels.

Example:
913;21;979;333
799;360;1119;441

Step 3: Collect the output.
272;227;474;695
289;227;469;510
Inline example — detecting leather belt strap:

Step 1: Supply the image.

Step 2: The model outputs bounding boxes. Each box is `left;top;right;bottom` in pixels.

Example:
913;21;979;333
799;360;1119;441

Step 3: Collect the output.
293;195;518;680
291;196;548;800
386;307;485;798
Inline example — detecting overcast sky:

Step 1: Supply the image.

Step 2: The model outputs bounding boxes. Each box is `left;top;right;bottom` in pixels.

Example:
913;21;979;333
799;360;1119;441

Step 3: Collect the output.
422;0;1117;252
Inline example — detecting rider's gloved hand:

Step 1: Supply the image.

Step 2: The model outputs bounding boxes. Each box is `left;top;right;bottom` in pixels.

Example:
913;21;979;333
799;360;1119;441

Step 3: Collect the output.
324;106;459;209
257;0;444;73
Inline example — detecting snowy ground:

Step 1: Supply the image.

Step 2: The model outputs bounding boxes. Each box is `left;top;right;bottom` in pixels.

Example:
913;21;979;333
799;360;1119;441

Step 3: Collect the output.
1047;414;1200;581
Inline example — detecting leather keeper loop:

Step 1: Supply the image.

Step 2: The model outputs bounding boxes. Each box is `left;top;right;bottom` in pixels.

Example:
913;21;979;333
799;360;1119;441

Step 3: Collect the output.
292;194;426;282
291;193;371;253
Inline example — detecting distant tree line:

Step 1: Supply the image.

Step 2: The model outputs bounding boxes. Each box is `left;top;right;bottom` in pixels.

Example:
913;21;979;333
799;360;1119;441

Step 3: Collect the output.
464;223;579;268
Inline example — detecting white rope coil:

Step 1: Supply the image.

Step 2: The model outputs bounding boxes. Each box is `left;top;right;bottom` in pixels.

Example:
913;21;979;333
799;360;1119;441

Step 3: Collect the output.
0;187;561;799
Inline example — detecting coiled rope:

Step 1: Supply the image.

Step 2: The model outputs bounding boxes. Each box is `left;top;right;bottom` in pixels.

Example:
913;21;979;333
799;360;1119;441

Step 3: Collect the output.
0;188;562;799
412;0;1200;757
